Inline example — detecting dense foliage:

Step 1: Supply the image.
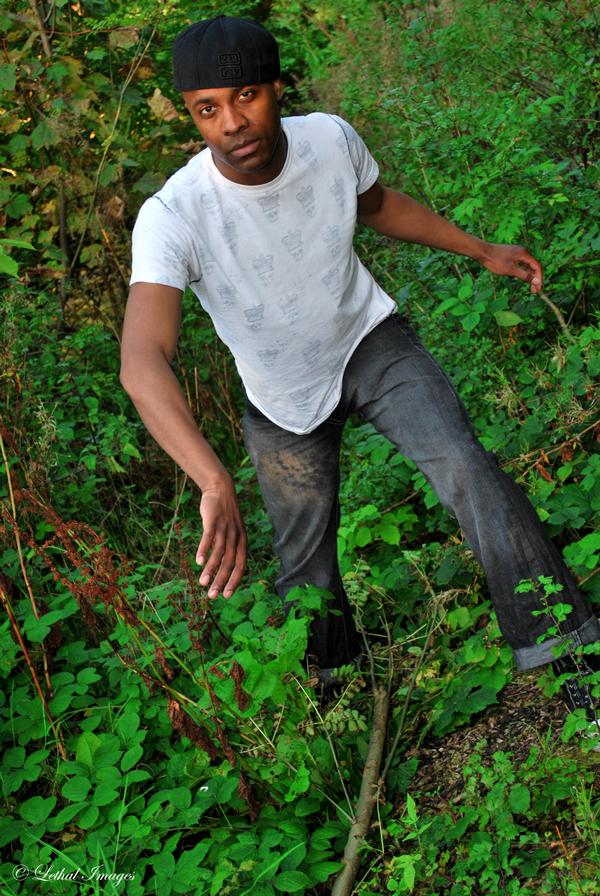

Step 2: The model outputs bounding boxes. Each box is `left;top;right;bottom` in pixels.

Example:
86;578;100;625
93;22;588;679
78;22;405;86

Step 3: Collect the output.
1;0;598;894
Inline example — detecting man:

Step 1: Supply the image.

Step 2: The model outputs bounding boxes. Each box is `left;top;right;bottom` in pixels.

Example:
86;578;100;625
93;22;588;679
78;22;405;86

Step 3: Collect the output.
121;15;599;731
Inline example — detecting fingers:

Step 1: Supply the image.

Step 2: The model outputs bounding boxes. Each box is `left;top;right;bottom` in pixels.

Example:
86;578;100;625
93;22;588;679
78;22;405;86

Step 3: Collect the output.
198;522;227;596
198;522;246;598
223;528;247;597
515;248;543;294
484;243;543;293
196;492;246;598
196;527;214;568
528;260;543;294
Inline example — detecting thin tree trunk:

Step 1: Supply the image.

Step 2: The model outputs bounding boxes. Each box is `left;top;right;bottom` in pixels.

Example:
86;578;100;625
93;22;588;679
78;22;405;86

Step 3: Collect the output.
331;686;390;896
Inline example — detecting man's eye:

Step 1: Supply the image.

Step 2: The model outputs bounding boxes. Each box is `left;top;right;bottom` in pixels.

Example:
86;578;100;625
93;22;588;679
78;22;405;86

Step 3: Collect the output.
240;90;255;100
200;106;214;116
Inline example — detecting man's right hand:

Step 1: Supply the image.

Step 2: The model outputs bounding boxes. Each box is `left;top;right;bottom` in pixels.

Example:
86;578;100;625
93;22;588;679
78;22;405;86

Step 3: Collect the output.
120;283;248;601
196;477;247;598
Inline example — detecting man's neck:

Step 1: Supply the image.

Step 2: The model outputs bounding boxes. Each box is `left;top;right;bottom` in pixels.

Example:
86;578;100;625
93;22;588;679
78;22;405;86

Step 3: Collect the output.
212;127;288;186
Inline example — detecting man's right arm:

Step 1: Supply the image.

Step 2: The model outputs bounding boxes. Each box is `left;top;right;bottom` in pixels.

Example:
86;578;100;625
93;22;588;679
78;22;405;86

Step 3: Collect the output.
120;282;246;598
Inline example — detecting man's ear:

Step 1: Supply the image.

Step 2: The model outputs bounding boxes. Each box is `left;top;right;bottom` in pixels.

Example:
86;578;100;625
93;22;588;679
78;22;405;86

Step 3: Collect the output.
272;79;283;102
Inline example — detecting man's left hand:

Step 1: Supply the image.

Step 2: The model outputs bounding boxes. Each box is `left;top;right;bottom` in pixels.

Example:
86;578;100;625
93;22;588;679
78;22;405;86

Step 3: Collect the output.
480;243;543;294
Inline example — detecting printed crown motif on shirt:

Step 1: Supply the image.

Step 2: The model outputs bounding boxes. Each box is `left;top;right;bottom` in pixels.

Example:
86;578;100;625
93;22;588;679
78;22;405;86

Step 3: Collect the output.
281;230;303;260
196;244;216;275
321;266;343;298
295;184;316;217
329;177;346;211
252;254;275;283
296;139;319;171
322;224;341;257
218;219;237;252
279;291;300;322
243;304;264;329
258;347;282;369
217;284;238;307
257;194;280;223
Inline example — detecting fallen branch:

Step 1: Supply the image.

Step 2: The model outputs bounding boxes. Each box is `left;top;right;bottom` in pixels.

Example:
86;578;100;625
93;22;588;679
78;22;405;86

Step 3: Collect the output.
331;686;390;896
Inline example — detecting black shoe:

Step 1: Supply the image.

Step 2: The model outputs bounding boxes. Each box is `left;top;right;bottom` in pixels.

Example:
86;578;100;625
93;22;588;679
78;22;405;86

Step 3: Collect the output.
552;649;600;750
552;650;600;716
314;651;366;701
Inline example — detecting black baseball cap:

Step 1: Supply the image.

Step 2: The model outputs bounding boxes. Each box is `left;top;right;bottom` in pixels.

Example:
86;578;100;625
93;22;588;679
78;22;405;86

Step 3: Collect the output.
172;15;280;91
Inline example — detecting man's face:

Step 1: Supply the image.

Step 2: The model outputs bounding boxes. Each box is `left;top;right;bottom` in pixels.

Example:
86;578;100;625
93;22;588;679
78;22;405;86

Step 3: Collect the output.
181;81;284;185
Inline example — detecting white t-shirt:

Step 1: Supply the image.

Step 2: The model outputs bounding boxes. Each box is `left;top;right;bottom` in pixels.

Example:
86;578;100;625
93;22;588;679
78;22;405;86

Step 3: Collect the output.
129;112;396;434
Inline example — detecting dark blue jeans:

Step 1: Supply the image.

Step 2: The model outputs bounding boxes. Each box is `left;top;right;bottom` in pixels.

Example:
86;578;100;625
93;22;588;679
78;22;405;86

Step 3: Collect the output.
242;313;600;672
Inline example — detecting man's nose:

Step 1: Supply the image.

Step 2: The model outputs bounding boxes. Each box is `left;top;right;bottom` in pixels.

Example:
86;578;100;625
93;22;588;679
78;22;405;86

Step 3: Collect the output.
222;105;248;135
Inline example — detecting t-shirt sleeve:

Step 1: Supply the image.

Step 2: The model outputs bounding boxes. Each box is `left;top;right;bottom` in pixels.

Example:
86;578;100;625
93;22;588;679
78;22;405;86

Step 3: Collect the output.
327;114;380;194
129;197;192;291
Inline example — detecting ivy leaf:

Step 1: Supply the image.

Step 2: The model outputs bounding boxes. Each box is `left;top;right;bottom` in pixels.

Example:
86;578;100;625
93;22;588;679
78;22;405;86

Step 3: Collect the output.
93;782;119;807
0;249;19;277
461;311;481;332
354;526;372;547
0;63;16;90
494;310;523;327
274;870;312;892
78;805;100;829
3;747;25;768
284;764;310;802
308;861;344;882
405;791;418;824
61;776;91;802
20;795;57;824
509;783;531;814
378;521;400;545
458;274;473;300
76;731;102;769
31;118;61;150
121;744;144;772
0;239;35;250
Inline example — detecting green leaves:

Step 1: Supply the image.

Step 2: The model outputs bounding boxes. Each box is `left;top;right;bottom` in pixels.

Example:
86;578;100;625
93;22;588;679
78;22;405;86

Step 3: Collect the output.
494;310;523;327
0;238;34;278
61;776;91;802
19;795;56;824
121;743;144;771
339;504;418;555
508;784;531;815
563;532;600;573
0;63;16;90
76;731;102;769
431;642;511;737
273;870;311;892
31;118;62;151
283;764;310;802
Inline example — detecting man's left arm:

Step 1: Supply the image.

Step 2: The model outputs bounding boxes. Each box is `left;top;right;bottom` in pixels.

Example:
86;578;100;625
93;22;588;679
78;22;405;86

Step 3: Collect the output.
357;181;543;294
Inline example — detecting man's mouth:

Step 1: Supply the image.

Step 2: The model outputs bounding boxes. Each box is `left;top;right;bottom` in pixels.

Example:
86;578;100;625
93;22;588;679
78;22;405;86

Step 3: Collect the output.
230;139;260;158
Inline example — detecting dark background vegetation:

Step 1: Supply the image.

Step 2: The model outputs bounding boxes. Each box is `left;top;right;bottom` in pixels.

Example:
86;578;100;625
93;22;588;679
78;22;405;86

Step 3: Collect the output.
1;1;598;893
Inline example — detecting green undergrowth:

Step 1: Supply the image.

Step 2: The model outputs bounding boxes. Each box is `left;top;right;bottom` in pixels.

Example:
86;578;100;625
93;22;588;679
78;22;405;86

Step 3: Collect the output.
1;0;599;893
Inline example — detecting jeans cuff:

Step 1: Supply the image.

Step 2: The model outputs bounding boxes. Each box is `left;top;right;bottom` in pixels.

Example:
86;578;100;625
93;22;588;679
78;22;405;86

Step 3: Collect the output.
513;615;600;672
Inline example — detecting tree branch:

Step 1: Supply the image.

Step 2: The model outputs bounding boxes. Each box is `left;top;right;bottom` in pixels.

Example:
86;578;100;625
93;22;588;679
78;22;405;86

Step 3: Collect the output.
331;686;389;896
